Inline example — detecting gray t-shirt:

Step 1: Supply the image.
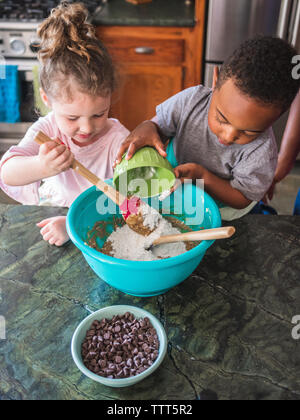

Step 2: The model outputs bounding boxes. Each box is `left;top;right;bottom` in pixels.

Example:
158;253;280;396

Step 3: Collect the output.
156;85;278;202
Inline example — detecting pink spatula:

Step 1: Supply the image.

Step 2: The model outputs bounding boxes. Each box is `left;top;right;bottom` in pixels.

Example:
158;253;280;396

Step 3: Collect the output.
34;131;160;236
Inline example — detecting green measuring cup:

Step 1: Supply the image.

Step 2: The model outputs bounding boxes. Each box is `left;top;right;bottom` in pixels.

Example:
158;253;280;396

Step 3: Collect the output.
113;147;176;198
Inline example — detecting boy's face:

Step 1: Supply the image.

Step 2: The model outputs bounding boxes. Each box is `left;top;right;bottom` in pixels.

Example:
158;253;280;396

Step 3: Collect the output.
208;78;282;147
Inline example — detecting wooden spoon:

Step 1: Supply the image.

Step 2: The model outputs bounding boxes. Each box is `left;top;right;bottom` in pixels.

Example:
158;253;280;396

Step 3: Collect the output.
146;226;236;250
34;131;160;236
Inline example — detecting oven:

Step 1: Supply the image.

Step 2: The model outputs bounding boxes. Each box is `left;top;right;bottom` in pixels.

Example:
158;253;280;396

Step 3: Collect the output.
0;22;40;153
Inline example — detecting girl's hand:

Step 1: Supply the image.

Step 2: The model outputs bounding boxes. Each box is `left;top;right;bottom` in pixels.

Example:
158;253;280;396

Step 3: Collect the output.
174;163;206;183
38;139;74;178
37;216;70;247
114;121;167;167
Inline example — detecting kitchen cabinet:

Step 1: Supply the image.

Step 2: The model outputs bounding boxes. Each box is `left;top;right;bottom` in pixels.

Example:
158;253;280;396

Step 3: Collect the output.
95;0;206;131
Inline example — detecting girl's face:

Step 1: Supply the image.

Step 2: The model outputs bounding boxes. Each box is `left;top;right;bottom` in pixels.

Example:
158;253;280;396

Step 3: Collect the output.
41;89;111;146
208;78;282;147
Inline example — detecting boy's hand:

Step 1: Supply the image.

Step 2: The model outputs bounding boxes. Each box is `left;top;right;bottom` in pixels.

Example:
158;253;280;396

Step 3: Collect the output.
114;121;167;167
174;163;206;183
38;139;74;178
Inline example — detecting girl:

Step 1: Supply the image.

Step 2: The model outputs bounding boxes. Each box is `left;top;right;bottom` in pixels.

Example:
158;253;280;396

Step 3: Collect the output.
0;2;129;246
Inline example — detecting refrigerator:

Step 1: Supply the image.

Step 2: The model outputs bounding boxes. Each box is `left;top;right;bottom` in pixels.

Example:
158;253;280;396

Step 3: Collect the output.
203;0;300;154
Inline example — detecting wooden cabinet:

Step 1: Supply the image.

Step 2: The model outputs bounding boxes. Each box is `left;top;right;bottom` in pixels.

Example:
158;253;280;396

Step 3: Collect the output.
111;65;183;132
96;0;206;131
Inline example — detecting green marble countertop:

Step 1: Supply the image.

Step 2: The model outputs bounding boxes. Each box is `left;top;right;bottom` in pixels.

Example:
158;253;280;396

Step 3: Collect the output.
0;204;300;400
91;0;196;27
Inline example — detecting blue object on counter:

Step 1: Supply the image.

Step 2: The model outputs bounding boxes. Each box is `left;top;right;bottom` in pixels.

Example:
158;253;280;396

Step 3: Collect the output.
250;201;277;215
294;189;300;215
0;65;21;123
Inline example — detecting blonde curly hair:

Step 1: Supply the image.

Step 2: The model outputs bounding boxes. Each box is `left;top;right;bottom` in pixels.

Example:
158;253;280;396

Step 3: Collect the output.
37;2;115;101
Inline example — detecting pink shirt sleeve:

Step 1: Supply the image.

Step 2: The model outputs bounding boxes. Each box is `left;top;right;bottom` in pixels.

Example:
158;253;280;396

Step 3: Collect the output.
0;114;57;205
0;114;130;208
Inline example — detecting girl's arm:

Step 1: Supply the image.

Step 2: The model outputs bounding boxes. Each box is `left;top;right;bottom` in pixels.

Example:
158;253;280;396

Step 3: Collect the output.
174;163;252;209
1;141;73;186
1;155;48;186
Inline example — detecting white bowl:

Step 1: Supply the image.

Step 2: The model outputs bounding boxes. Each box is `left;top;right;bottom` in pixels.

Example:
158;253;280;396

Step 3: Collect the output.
71;305;168;387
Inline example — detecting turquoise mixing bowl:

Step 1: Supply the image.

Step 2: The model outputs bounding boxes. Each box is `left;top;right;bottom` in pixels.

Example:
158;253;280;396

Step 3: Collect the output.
66;183;221;297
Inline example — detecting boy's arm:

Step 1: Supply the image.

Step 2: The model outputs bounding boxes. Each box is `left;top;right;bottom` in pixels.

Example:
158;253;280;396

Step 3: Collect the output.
114;120;167;166
115;87;192;165
175;163;252;209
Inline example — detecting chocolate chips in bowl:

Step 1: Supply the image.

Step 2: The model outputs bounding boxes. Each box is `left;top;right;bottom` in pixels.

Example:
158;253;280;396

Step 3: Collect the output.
71;306;167;387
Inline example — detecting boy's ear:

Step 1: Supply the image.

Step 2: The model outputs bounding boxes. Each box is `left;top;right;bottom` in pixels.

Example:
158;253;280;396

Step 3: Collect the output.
212;66;220;90
40;88;51;109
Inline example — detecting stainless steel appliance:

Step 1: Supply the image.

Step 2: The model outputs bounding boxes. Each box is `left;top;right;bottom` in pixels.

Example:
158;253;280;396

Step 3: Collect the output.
203;0;300;157
204;0;300;85
0;0;102;154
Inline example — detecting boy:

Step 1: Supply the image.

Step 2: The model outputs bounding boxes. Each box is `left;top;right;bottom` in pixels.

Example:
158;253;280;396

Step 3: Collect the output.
114;36;300;219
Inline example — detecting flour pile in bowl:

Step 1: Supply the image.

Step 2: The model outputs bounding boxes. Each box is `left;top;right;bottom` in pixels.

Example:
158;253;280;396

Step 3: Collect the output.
86;207;200;262
105;216;186;261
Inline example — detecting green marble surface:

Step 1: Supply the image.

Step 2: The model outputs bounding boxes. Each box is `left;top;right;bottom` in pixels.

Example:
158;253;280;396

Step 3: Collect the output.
91;0;196;27
0;204;300;400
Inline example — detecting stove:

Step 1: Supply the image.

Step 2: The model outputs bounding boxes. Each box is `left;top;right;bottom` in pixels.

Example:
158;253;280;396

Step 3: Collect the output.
0;1;103;59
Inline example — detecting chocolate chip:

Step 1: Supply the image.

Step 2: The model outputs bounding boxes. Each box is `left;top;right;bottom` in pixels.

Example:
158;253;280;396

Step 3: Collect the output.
115;356;122;364
99;359;105;366
81;312;160;379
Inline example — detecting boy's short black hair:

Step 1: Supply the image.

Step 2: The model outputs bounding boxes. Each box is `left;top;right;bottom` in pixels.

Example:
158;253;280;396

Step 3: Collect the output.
217;36;300;111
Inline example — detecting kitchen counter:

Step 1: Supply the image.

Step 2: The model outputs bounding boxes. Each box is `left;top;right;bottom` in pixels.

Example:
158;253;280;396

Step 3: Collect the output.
0;204;300;400
91;0;196;27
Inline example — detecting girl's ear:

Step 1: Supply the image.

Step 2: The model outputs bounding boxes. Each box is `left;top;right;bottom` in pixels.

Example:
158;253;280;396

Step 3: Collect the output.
212;66;220;90
40;88;52;109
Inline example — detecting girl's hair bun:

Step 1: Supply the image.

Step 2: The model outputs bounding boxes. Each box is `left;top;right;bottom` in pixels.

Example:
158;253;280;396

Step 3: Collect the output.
37;1;98;63
37;2;116;99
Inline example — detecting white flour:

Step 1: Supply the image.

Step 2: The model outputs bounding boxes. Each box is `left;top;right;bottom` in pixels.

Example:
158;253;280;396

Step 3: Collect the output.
107;217;187;261
140;201;162;231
